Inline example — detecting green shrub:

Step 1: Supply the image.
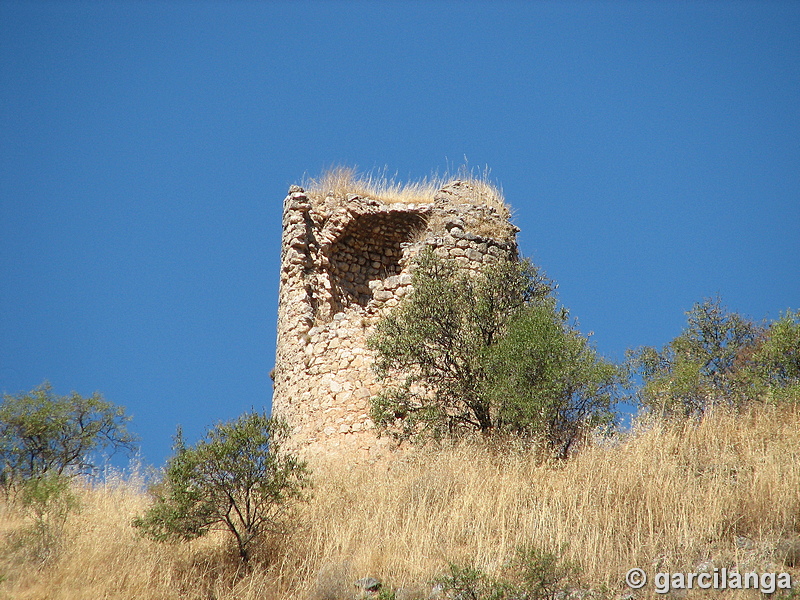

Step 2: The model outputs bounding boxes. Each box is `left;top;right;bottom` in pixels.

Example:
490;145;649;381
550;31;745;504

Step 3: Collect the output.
434;545;581;600
369;248;623;456
751;309;800;402
133;412;310;567
434;563;493;600
484;303;622;458
0;381;137;489
4;472;77;565
628;298;800;416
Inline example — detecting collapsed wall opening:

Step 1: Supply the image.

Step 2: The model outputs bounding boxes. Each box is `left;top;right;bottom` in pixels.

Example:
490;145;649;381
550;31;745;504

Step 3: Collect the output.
325;211;426;311
276;182;521;461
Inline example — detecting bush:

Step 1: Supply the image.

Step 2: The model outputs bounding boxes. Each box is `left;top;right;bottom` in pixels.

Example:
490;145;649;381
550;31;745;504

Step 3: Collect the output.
750;309;800;402
6;472;78;565
0;381;138;489
133;412;310;566
435;563;492;600
369;249;623;455
485;303;621;458
628;298;800;416
434;545;581;600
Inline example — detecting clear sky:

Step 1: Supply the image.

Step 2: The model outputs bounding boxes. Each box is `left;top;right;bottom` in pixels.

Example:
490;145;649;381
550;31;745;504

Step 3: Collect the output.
2;1;798;468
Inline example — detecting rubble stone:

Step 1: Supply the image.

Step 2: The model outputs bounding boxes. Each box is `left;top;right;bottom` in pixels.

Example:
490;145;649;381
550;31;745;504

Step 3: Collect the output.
272;181;518;462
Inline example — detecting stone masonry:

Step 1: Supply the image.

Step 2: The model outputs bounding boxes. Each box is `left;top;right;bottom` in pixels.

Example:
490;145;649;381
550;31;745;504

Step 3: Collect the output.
272;180;519;461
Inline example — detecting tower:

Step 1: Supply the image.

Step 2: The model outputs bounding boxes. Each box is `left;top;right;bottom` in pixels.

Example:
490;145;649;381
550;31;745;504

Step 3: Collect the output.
272;179;518;461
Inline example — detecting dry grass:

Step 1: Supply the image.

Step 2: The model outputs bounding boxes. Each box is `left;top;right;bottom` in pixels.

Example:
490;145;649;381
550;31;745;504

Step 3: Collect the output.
301;166;510;219
3;404;800;599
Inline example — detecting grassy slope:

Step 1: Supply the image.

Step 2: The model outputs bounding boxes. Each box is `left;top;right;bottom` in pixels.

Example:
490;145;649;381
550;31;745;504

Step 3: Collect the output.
2;405;799;599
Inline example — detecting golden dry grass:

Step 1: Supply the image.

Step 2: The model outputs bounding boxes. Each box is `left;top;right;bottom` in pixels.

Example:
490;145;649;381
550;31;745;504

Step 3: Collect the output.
2;404;799;599
302;166;510;220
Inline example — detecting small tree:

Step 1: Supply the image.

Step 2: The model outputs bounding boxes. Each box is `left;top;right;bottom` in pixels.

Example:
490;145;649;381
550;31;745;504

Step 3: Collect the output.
484;303;621;458
369;248;552;439
369;249;622;455
744;309;800;402
133;412;310;566
628;298;800;416
0;382;138;488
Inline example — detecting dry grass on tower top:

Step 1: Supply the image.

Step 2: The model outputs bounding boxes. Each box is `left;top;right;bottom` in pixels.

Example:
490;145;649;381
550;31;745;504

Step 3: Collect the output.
301;166;511;219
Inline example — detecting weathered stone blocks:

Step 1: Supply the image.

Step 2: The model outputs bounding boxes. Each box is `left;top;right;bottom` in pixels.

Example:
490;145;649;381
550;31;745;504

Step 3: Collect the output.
272;181;518;462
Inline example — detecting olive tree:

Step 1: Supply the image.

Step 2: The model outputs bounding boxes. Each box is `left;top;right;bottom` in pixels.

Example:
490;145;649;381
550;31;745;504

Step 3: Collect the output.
133;412;310;566
369;249;623;455
0;382;138;488
628;298;800;416
484;303;621;458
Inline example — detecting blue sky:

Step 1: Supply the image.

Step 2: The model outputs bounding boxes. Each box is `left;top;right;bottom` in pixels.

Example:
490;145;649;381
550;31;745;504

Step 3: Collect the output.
1;1;798;468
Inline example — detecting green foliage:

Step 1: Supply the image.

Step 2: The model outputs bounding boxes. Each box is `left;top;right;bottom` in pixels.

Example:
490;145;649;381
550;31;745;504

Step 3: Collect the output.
628;297;761;415
376;587;397;600
369;248;550;438
133;412;310;566
502;545;582;600
751;309;800;402
485;303;621;458
369;248;623;456
629;298;800;416
435;563;493;600
18;471;76;519
0;382;105;565
434;545;580;600
0;382;138;488
2;472;78;566
370;248;552;436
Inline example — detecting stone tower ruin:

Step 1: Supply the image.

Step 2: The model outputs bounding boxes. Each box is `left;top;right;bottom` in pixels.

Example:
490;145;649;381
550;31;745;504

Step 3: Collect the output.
272;179;519;461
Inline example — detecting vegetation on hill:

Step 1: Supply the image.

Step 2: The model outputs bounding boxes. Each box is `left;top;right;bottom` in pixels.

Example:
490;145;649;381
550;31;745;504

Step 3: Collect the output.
1;405;799;598
1;178;799;597
369;249;625;458
0;383;137;569
2;291;797;598
629;298;800;416
133;412;310;567
0;382;137;488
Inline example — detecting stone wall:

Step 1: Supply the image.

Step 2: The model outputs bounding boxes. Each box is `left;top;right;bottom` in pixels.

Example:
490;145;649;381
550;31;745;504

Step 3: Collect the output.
272;181;519;462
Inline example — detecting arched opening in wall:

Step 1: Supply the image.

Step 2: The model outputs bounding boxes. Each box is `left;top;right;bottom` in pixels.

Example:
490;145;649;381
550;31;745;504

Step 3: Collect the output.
326;211;427;311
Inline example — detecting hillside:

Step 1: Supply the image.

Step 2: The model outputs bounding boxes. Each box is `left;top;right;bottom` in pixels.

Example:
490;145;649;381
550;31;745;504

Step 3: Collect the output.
2;404;799;599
